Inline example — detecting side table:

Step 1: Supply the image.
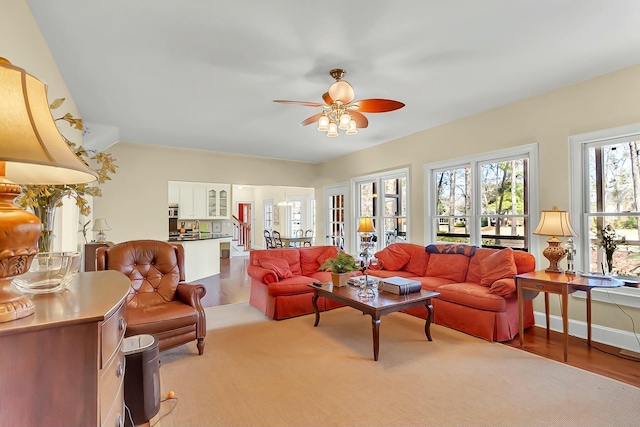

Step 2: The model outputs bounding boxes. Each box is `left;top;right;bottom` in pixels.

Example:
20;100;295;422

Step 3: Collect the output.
84;241;113;271
516;271;623;362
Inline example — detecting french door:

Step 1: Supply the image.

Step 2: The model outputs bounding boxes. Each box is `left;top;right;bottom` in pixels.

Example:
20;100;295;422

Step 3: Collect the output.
324;183;348;250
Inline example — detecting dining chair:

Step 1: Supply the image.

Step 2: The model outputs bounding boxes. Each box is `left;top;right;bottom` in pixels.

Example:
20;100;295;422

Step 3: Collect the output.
271;230;284;248
304;229;314;246
264;230;275;249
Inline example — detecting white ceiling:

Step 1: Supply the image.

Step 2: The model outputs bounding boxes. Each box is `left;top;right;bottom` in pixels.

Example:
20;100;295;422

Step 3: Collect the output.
27;0;640;163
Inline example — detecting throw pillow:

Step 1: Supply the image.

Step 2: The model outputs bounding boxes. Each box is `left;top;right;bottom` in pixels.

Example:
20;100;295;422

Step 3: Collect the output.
489;278;517;297
480;248;517;287
259;257;294;279
374;244;411;271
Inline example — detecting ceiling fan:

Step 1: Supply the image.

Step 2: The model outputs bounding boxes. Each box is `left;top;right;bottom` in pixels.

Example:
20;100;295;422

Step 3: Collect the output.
273;69;405;137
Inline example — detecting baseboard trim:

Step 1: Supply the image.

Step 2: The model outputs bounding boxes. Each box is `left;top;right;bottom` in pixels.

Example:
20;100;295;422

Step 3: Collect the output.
533;311;640;353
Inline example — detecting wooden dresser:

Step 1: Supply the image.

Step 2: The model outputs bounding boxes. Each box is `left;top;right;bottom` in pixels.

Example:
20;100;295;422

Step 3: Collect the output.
0;270;130;427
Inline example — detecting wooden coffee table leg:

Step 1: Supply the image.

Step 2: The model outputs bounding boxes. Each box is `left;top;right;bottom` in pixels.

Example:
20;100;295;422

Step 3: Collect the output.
372;316;381;361
312;292;320;327
424;301;434;341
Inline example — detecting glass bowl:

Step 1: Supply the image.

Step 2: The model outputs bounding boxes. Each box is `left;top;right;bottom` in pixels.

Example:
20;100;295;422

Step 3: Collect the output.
13;252;81;294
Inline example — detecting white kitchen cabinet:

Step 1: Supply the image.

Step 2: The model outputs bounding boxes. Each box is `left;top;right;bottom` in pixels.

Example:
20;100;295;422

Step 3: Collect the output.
168;182;180;205
171;181;230;220
206;184;230;219
178;183;207;219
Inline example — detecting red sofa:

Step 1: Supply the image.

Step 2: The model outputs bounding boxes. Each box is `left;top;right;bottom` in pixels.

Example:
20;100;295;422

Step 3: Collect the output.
248;245;350;319
367;243;536;341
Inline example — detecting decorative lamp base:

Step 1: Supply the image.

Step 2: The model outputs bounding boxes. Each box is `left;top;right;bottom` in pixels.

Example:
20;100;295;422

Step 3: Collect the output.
543;238;567;273
96;232;107;243
0;178;41;323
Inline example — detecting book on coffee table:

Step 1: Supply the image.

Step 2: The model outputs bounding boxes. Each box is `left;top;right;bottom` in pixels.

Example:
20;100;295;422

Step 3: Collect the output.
380;276;422;295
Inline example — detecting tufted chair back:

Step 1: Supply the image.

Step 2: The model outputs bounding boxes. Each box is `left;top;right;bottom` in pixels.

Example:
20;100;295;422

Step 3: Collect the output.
96;239;207;355
98;240;184;308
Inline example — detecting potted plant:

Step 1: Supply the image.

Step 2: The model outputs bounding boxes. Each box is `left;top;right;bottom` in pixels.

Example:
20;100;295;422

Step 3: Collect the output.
318;250;360;287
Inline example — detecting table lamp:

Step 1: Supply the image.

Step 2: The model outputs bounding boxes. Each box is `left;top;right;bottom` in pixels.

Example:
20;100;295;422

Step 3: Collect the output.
357;217;376;290
533;206;576;273
0;58;97;322
92;218;111;242
357;217;376;242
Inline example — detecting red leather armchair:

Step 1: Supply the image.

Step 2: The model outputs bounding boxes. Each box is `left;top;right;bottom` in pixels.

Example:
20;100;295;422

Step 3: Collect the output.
96;240;207;355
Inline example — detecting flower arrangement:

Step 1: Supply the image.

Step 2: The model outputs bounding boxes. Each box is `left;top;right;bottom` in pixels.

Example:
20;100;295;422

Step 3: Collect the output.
596;224;626;273
16;98;117;252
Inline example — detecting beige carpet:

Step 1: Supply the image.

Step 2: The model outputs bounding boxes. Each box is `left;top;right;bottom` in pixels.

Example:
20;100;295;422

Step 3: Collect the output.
156;303;640;427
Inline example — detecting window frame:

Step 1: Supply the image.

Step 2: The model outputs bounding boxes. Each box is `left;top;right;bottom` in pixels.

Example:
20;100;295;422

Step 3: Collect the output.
570;123;640;308
424;143;539;254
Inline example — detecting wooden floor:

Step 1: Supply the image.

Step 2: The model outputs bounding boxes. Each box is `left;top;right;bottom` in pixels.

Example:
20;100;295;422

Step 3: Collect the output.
196;255;640;388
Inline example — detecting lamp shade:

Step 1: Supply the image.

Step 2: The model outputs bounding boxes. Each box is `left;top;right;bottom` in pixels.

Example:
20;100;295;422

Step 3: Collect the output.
92;218;111;232
357;217;376;233
0;58;97;185
533;206;575;237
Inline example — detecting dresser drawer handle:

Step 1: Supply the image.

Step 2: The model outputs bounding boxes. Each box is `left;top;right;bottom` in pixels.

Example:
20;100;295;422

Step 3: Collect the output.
118;317;126;331
535;284;544;289
116;362;124;378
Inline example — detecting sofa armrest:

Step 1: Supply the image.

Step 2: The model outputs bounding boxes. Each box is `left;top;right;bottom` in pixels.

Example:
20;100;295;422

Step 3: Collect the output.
247;264;278;284
176;282;207;308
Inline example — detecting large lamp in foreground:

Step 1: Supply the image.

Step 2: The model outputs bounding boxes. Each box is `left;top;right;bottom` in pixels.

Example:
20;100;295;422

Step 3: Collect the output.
0;58;97;322
533;206;576;273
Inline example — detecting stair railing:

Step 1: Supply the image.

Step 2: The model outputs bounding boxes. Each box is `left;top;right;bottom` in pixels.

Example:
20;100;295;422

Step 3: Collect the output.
232;215;251;251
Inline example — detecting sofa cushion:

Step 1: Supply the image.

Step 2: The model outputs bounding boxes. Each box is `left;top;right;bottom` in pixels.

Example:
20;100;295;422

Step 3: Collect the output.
490;278;517;298
480;248;517;286
424;253;470;282
316;247;339;267
267;276;317;296
395;243;430;276
412;276;457;292
299;246;338;276
259;257;294;279
375;244;411;271
367;269;415;279
513;250;536;274
436;282;507;312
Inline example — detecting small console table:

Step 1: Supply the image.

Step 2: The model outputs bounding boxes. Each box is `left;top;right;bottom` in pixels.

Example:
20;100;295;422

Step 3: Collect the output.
516;271;623;362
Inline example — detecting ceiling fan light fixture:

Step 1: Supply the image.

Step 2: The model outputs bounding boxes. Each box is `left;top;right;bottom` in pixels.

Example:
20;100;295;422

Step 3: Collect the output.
317;114;329;131
327;122;338;137
328;80;354;104
338;112;351;130
346;119;358;135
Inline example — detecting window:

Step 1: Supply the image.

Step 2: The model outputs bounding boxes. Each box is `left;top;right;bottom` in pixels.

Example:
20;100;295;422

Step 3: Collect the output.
353;168;409;252
426;144;538;252
570;123;640;307
264;200;273;230
571;125;640;277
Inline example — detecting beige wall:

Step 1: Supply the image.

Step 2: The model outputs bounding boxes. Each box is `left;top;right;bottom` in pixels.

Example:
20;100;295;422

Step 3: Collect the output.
6;0;639;344
94;142;318;243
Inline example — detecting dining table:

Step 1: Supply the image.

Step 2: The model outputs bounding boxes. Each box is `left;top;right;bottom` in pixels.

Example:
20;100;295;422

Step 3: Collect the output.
280;236;313;247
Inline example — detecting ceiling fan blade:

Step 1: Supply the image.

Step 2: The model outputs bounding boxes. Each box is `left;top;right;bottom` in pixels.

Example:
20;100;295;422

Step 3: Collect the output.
350;99;405;113
300;112;323;127
273;100;325;108
350;111;368;128
322;92;334;105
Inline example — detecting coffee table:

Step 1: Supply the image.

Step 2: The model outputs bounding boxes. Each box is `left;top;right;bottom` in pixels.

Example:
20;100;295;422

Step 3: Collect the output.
309;282;439;361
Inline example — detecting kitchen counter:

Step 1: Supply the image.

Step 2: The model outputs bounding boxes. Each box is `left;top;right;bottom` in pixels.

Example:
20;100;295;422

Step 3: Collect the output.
168;233;232;242
167;235;233;282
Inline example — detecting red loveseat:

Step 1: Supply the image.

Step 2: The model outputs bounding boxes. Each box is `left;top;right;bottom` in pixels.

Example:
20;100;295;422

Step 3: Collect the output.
367;243;536;342
248;245;350;319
